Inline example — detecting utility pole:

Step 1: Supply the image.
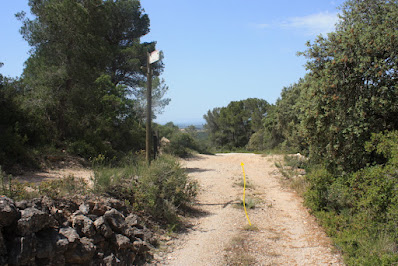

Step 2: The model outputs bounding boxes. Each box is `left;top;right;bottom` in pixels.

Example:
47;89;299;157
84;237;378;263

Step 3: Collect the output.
146;50;160;164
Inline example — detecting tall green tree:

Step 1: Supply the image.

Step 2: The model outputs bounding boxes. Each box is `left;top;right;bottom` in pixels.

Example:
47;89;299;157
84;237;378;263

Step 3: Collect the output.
204;98;269;148
299;0;398;172
134;76;171;121
260;81;306;152
17;0;165;157
0;65;29;168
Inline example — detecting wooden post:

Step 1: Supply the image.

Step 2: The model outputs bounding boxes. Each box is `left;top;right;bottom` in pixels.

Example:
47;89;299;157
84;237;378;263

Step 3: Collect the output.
153;133;158;160
146;52;152;164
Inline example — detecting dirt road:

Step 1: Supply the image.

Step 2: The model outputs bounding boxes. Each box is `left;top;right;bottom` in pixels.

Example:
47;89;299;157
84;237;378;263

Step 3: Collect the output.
154;153;343;265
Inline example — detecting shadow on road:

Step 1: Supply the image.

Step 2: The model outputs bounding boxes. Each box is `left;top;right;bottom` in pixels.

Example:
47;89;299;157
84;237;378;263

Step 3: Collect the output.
196;200;236;209
182;205;212;218
184;167;213;174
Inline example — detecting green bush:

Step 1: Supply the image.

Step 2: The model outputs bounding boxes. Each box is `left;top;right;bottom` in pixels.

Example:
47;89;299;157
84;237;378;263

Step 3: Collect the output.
304;166;335;211
304;131;398;264
247;129;265;151
134;154;197;224
92;154;198;227
164;132;198;157
68;140;98;159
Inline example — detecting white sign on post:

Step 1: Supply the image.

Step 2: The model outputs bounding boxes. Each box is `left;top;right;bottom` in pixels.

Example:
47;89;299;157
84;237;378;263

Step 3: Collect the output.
149;50;160;64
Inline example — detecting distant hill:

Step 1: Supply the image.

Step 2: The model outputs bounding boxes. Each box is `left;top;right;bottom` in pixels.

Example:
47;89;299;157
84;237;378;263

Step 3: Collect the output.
175;123;205;129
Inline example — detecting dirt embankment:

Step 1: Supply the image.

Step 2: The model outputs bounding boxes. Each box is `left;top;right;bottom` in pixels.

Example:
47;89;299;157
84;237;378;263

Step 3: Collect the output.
13;155;93;186
153;153;343;265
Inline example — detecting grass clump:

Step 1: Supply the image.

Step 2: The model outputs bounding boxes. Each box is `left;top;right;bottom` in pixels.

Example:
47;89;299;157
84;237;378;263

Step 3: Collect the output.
0;166;89;201
92;154;198;228
274;154;309;196
38;175;88;198
243;224;259;231
234;178;255;189
225;235;257;266
234;196;258;210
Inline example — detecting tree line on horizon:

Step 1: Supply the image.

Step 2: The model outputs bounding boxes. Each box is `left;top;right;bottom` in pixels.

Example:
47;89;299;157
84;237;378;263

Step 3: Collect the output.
204;0;398;264
0;0;170;170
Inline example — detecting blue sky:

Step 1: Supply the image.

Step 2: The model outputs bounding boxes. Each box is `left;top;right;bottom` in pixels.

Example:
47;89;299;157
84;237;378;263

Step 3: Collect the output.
0;0;345;125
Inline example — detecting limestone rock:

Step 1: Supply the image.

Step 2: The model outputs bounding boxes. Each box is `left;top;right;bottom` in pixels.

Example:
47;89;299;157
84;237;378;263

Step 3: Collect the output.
125;213;140;228
78;203;90;215
59;226;80;244
103;253;120;265
133;228;145;240
104;208;126;234
1;196;154;265
16;207;55;236
90;201;108;216
35;229;56;259
65;237;96;264
0;196;20;227
94;216;113;239
8;234;36;265
15;200;28;210
72;214;95;237
114;234;132;250
133;239;150;252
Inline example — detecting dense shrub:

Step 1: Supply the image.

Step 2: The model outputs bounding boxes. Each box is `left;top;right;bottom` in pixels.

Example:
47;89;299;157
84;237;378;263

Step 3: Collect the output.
134;155;197;224
164;132;198;158
304;131;398;264
92;154;198;226
247;129;265;151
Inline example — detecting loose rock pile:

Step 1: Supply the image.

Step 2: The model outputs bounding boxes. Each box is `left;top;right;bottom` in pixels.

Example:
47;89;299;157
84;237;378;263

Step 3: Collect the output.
0;196;155;265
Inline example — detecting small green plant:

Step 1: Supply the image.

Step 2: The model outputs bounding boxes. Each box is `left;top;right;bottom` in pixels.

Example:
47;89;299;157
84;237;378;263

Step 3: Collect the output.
243;224;259;231
275;156;310;196
283;154;308;169
234;197;257;210
234;178;255;189
91;153;106;168
274;161;282;169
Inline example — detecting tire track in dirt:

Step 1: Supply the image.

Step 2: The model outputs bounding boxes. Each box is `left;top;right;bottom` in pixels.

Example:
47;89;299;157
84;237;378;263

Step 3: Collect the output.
153;153;343;265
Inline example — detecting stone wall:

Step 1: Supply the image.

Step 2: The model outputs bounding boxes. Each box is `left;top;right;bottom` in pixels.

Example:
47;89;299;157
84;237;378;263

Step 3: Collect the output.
0;196;155;265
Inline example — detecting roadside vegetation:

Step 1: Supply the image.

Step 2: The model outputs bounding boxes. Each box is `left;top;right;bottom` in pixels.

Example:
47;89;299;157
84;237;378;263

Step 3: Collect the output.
93;153;198;228
204;0;398;264
1;154;197;231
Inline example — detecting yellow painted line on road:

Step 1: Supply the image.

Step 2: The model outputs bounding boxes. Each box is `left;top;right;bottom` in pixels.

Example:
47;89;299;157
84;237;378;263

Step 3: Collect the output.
241;162;252;226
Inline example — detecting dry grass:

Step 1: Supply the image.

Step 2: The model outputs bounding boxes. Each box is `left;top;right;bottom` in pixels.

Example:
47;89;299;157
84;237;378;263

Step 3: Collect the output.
274;158;309;196
234;178;255;189
265;227;283;242
266;250;281;257
225;235;257;265
243;224;259;231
